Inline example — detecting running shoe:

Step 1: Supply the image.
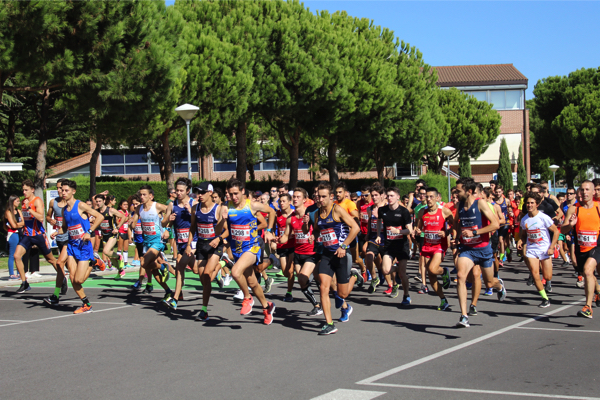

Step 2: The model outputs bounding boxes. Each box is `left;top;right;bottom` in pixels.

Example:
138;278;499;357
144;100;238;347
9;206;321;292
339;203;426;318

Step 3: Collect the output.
318;323;338;335
223;274;233;287
283;292;293;302
351;268;364;288
307;306;323;316
43;294;59;306
9;275;20;280
216;270;224;289
160;265;169;282
414;275;422;283
541;278;547;286
594;293;600;308
263;301;276;325
383;286;393;295
130;280;142;290
418;285;428;294
576;276;585;288
240;298;254;315
545;280;552;293
438;298;450;311
468;304;478;316
275;270;285;277
578;305;593;319
61;277;68;295
466;281;473;290
497;278;507;301
74;304;92;314
456;315;470;328
539;298;550;308
390;284;400;298
119;268;127;278
162;292;173;303
526;274;534;286
450;267;457;274
264;277;274;293
368;277;380;294
142;284;153;294
400;295;411;306
339;304;353;322
442;267;451;290
233;289;244;301
367;270;372;281
164;297;177;310
195;309;209;321
362;272;368;283
16;282;30;293
334;292;344;309
483;288;493;296
94;251;101;261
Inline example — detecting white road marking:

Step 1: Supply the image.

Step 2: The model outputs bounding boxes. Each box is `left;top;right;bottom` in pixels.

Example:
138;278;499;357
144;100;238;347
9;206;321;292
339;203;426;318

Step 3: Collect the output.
517;326;600;333
0;319;25;322
356;299;584;385
0;305;133;328
359;383;600;400
311;389;386;400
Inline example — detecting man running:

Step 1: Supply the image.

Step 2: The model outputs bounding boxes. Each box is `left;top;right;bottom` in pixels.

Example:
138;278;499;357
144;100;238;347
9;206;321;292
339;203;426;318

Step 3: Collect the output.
275;193;296;302
494;185;511;264
45;180;104;313
223;179;277;325
409;186;428;291
13;180;60;294
357;185;373;281
414;187;454;311
95;194;126;278
46;178;69;295
518;192;558;308
558;188;577;267
453;178;506;328
334;182;364;277
365;185;387;295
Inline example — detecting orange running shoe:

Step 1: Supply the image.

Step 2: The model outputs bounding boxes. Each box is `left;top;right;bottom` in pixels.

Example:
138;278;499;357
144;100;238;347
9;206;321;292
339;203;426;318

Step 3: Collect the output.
263;301;276;325
74;304;92;314
240;297;254;315
96;257;106;272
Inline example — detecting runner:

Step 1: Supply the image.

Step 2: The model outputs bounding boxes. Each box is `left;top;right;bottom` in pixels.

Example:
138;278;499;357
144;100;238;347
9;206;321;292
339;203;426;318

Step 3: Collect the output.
116;199;130;270
3;195;24;280
409;186;428;292
357;185;373;281
494;185;511;264
46;178;69;294
561;181;600;318
518;192;559;308
275;193;296;302
453;177;506;328
13;180;60;294
334;181;364;282
44;180;104;313
482;187;505;287
223;179;276;325
414;187;454;311
313;182;361;335
94;194;126;278
558;188;577;268
365;185;387;295
376;187;413;306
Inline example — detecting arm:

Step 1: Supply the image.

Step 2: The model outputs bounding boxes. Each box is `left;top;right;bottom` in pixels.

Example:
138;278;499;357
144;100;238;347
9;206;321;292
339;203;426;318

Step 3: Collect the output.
209;204;229;249
256;211;268;232
408;193;415;214
333;205;360;258
111;208;126;230
29;197;46;223
494;204;505;225
79;202;105;239
251;202;276;244
279;217;293;244
548;223;559;255
475;199;500;235
46;199;57;225
159;202;174;228
5;209;24;229
413;209;424;235
561;206;577;234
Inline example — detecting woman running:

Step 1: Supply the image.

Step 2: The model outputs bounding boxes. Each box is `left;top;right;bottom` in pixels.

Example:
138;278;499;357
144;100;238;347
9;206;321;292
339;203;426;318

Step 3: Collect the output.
117;199;130;270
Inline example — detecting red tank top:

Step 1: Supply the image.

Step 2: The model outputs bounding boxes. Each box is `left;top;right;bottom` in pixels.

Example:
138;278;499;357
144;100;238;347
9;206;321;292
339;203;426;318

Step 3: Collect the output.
276;210;294;249
359;200;373;235
422;208;445;248
291;214;314;255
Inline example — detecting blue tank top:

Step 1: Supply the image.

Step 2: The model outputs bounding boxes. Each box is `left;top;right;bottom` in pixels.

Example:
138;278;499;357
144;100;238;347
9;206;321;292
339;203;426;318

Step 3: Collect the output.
497;197;509;224
133;219;144;243
64;200;91;246
52;198;69;242
227;199;259;251
173;198;196;246
458;200;490;249
139;202;162;238
196;203;219;241
317;204;348;253
367;206;385;244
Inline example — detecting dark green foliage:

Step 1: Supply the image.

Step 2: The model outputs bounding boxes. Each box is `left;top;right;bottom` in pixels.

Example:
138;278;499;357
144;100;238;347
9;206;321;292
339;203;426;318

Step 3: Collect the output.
497;137;513;190
458;152;472;178
516;143;527;192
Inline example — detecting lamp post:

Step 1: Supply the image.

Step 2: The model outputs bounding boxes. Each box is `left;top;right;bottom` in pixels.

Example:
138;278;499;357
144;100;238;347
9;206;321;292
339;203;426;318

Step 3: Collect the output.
175;104;200;181
549;164;559;196
441;146;456;203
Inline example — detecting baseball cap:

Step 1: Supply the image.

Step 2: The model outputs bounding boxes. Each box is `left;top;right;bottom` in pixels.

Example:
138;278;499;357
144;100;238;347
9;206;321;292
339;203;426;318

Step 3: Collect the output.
193;182;214;193
255;190;263;197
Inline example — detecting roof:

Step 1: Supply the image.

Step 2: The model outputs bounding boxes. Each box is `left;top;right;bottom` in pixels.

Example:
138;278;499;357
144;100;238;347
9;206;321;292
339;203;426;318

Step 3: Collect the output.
434;64;527;87
48;152;91;176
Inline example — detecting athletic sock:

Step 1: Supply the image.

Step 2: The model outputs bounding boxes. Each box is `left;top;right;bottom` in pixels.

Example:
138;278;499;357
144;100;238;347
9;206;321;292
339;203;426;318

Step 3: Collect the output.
81;296;91;306
493;271;499;278
53;287;61;298
201;305;208;312
123;252;128;264
286;291;292;296
539;289;548;300
499;253;504;260
301;286;318;307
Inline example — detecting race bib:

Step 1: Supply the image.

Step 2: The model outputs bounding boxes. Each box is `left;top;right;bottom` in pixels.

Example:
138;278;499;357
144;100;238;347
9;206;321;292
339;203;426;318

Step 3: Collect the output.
55;216;63;228
142;221;157;236
424;230;441;244
197;223;215;239
386;226;404;240
371;219;378;231
231;224;250;241
176;228;190;244
22;210;32;220
134;222;143;235
527;228;543;243
360;212;369;222
68;224;85;240
121;223;128;231
100;220;111;233
577;230;598;248
294;229;310;244
320;228;339;247
461;225;482;245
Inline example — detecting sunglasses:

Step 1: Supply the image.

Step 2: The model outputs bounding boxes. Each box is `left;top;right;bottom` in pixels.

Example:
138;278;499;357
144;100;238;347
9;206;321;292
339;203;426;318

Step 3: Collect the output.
270;190;277;192
567;192;575;195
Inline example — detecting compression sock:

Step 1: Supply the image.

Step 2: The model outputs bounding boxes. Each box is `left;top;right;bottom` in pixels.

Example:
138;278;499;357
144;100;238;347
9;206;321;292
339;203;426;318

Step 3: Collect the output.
53;287;61;298
81;296;91;306
301;286;318;307
539;289;548;300
499;253;504;261
123;252;128;265
201;305;208;312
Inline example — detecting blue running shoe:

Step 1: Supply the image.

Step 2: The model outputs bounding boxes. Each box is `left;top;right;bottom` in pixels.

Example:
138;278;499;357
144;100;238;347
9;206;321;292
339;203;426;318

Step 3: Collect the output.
483;288;493;296
401;295;411;306
339;304;353;322
130;280;142;290
334;291;344;309
466;282;473;290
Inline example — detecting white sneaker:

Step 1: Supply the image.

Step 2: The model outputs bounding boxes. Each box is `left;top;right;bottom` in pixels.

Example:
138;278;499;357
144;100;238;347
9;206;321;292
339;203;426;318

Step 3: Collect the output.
223;274;233;287
25;272;32;279
32;272;43;278
233;289;244;301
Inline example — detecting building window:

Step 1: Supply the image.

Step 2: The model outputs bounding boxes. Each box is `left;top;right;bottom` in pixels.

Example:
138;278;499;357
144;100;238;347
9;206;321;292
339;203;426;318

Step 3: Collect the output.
212;149;310;172
100;149;198;176
464;90;523;110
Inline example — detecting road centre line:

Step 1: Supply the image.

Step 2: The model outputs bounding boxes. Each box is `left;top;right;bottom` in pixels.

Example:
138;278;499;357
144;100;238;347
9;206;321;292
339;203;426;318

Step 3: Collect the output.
0;305;134;328
516;326;600;333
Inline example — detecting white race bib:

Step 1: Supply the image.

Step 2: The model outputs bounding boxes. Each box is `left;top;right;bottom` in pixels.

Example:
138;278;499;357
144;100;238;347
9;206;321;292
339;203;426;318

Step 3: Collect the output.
197;223;215;239
176;228;189;244
386;226;403;240
577;230;598;248
68;224;85;240
320;228;339;247
294;229;310;244
231;224;250;241
142;221;157;236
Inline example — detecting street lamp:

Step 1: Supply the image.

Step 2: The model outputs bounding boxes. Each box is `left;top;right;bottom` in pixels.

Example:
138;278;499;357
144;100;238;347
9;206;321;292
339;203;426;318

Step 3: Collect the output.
549;164;560;195
441;146;455;203
175;103;199;181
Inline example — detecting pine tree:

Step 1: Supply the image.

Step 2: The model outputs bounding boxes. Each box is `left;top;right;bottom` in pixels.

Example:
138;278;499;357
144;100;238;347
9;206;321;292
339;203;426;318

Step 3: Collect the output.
458;152;472;178
497;137;513;190
517;143;527;191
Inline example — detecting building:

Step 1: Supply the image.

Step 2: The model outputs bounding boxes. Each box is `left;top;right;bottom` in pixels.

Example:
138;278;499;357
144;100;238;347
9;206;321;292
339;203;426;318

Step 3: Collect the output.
48;64;529;185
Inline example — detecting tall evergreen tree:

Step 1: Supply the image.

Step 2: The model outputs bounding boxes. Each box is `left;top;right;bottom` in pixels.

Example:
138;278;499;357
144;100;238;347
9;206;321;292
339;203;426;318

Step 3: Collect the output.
497;137;513;190
517;143;527;191
458;152;471;178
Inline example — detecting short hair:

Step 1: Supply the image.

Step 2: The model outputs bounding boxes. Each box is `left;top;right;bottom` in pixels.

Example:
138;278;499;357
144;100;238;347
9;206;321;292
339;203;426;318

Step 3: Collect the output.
140;184;154;195
489;179;498;185
213;187;225;201
387;187;400;197
317;182;333;194
63;180;77;190
496;185;504;191
524;192;542;205
415;179;426;186
57;178;68;186
581;179;594;188
525;182;535;190
279;193;292;202
175;177;192;190
426;186;439;196
106;195;116;203
507;189;514;194
401;194;409;201
361;184;371;193
226;178;244;191
592;178;600;187
516;189;524;195
118;199;128;209
335;181;348;191
95;194;106;202
567;187;575;192
370;185;384;195
476;183;484;194
278;183;289;191
557;192;566;199
22;179;34;189
418;186;428;193
293;187;308;199
456;177;477;194
483;187;493;198
533;183;543;192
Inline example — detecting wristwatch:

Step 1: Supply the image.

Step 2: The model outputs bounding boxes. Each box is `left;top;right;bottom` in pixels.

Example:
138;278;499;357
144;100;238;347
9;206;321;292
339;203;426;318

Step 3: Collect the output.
340;243;349;250
473;230;478;236
266;228;273;233
87;229;94;235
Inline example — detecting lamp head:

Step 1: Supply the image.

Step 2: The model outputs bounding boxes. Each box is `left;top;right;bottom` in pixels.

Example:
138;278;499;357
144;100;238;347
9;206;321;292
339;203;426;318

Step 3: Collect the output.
175;104;199;122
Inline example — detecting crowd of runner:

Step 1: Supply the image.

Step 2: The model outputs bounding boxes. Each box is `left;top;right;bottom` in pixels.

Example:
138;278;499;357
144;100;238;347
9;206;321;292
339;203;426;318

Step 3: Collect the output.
3;175;600;334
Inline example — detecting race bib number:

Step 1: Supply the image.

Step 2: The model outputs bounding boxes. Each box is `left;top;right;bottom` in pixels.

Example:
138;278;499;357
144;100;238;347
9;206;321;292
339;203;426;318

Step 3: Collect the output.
22;210;32;220
176;228;190;244
100;220;111;232
121;223;128;231
360;212;369;222
142;221;157;236
320;228;339;247
577;230;598;248
197;223;215;239
371;219;378;231
68;224;85;240
527;228;543;243
461;225;482;245
134;222;143;235
231;224;250;241
424;231;441;244
294;229;310;244
55;216;63;228
386;226;404;240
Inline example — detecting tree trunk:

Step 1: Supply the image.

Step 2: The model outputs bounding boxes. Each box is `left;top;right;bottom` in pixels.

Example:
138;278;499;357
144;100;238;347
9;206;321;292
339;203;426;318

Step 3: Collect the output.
288;127;300;189
89;136;102;196
564;164;575;188
328;136;339;188
236;121;247;183
161;129;174;189
34;89;50;199
246;161;256;181
149;147;166;181
375;149;385;185
6;109;15;162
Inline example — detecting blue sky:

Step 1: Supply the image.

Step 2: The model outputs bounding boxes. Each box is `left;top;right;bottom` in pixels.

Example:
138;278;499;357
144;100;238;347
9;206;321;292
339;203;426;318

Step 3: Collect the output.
165;1;600;99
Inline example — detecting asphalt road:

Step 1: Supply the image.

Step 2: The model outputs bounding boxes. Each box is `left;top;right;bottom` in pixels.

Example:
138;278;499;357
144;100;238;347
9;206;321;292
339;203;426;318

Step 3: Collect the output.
1;257;598;400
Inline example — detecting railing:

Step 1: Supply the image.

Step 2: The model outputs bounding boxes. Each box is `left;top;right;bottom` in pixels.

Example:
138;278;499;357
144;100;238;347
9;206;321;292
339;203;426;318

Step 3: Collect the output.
442;165;460;179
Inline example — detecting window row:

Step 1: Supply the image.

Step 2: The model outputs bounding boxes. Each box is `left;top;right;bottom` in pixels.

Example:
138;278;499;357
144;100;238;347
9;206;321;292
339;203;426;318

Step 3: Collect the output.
463;89;523;110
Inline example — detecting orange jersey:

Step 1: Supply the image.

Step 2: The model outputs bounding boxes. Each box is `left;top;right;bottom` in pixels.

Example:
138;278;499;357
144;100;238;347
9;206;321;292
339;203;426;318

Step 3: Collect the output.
574;203;600;253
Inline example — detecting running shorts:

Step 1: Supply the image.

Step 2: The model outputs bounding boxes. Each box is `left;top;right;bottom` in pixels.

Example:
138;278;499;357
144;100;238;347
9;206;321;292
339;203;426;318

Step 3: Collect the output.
575;248;600;271
102;233;118;243
458;245;494;268
491;231;499;254
420;246;443;259
143;235;165;253
195;240;223;261
18;235;51;256
57;239;68;253
498;225;509;237
382;244;410;261
358;233;367;252
67;240;94;262
319;251;351;284
525;248;550;261
366;241;384;258
294;252;317;266
119;232;128;241
276;247;294;258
